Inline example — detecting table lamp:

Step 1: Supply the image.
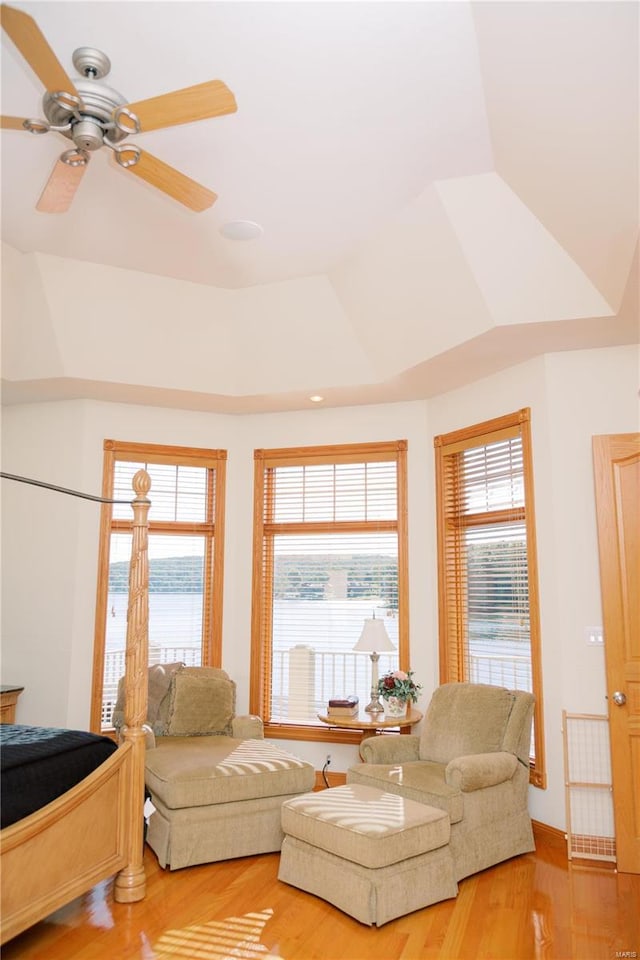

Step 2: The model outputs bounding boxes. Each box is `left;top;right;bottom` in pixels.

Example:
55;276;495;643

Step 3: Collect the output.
353;612;396;714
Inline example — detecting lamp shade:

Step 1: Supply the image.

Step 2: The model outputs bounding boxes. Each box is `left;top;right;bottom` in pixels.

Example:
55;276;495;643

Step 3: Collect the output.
353;616;395;653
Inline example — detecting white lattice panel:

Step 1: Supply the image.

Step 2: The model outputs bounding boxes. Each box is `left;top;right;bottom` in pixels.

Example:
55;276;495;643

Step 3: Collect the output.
562;712;616;862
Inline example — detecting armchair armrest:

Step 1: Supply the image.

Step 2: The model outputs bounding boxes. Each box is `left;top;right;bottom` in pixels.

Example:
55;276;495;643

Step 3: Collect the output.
359;734;421;764
120;723;157;750
445;751;518;792
143;724;157;750
231;715;265;739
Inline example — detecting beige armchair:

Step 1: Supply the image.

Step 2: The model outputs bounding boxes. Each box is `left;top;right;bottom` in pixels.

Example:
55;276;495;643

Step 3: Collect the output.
347;682;535;881
117;665;315;870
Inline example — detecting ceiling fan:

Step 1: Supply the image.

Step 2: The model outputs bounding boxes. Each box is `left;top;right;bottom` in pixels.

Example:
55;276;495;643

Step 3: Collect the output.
0;3;237;213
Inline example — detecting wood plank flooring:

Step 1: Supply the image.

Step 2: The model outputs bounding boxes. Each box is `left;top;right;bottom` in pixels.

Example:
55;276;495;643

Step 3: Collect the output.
3;831;638;959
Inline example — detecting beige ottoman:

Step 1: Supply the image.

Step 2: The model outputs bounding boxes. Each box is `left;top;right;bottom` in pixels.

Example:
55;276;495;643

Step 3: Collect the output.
278;784;457;926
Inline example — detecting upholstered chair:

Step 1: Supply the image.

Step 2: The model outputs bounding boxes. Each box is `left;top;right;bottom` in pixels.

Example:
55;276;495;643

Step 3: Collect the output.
116;665;316;870
347;682;535;881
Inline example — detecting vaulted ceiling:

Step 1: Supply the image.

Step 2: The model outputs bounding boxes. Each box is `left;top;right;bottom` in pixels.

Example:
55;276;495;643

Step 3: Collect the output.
1;2;638;413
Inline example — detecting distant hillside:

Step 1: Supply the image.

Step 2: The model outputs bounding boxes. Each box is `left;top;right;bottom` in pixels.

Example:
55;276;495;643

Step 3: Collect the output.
110;540;525;611
109;556;204;593
108;553;398;607
273;554;398;607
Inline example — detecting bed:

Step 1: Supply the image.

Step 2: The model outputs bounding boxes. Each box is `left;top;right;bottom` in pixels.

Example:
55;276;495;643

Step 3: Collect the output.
0;468;151;945
0;724;119;829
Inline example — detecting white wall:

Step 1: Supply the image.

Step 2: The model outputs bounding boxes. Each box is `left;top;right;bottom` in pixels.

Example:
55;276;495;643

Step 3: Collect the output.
1;402;88;722
1;343;637;830
1;248;373;395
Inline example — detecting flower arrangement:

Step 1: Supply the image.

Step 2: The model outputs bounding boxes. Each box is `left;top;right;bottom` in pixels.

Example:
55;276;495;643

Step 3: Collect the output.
377;669;422;704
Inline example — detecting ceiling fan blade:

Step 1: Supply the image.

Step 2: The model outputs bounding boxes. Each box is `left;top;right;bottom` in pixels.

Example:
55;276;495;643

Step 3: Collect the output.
36;157;87;213
1;3;78;96
124;149;217;212
1;115;29;129
125;79;237;133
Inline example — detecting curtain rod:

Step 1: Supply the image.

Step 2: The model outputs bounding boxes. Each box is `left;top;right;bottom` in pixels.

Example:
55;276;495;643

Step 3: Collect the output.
0;472;132;505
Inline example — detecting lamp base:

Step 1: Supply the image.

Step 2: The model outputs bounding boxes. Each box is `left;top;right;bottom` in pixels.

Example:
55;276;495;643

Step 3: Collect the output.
364;696;384;715
364;653;385;714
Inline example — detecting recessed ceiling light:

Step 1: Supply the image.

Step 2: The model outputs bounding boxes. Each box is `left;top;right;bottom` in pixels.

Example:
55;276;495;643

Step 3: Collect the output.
309;395;324;403
219;220;264;241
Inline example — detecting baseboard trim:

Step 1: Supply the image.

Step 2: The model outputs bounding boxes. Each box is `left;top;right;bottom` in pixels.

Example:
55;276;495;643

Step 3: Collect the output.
314;770;347;790
532;819;566;852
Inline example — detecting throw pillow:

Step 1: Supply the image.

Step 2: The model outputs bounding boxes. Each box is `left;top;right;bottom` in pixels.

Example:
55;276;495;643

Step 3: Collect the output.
166;671;236;736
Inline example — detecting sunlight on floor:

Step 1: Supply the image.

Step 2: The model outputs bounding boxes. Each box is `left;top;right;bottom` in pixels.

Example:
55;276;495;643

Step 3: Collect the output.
153;908;283;960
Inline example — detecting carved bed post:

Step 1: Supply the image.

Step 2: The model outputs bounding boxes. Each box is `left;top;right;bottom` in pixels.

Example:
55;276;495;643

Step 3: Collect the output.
114;469;151;903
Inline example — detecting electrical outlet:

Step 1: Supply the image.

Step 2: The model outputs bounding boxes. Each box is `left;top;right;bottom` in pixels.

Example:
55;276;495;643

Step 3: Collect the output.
325;753;331;766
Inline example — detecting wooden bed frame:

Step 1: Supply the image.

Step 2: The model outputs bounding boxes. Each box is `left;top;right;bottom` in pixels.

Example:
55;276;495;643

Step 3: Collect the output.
0;469;151;945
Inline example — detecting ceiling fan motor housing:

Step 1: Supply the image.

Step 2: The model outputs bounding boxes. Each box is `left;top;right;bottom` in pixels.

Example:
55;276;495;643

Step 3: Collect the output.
42;73;129;146
71;118;104;151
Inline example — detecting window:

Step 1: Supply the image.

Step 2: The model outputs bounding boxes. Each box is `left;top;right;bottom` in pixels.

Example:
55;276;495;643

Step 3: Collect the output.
91;439;226;732
434;408;546;787
251;441;408;742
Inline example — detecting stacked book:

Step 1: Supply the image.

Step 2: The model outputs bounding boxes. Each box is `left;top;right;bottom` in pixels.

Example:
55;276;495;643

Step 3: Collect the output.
327;695;359;718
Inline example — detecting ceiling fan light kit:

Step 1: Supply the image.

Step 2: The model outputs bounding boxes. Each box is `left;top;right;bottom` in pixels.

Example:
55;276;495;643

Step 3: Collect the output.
0;3;237;213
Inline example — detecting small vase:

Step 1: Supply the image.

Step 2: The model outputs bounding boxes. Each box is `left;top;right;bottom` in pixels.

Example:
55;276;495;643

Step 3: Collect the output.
384;696;408;719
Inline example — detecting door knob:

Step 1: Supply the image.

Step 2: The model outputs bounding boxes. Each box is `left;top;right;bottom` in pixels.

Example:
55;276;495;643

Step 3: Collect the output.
611;690;627;706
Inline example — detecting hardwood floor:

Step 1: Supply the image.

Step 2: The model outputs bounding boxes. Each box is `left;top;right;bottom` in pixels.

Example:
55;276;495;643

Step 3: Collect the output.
3;831;638;960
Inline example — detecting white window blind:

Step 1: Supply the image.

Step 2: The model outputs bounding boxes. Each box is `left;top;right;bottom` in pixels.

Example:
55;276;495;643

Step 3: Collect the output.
112;462;209;522
252;443;408;734
452;439;532;690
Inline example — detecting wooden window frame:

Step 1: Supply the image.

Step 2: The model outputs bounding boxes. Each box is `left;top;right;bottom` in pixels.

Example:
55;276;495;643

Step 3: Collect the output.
250;440;409;744
434;409;546;788
90;439;227;732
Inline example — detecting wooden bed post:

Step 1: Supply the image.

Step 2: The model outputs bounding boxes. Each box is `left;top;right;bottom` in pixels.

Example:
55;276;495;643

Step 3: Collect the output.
114;469;151;903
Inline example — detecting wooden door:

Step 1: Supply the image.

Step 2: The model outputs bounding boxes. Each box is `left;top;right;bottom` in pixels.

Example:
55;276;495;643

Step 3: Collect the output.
593;433;640;874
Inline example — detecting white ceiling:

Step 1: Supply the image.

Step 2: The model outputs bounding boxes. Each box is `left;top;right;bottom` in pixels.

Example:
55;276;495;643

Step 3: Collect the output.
1;1;638;413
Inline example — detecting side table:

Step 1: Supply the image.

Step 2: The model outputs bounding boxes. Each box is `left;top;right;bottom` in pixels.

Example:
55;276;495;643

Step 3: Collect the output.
317;707;423;743
0;684;24;723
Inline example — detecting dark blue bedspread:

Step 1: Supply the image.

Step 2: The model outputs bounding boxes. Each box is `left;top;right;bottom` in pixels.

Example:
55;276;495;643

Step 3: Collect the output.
0;723;117;828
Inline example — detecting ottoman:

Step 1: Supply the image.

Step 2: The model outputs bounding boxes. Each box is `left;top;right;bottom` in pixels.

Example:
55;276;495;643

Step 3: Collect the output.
278;784;458;926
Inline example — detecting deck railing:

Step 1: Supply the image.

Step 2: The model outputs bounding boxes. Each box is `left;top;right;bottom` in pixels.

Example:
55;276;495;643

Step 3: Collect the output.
468;652;532;692
103;645;532;727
